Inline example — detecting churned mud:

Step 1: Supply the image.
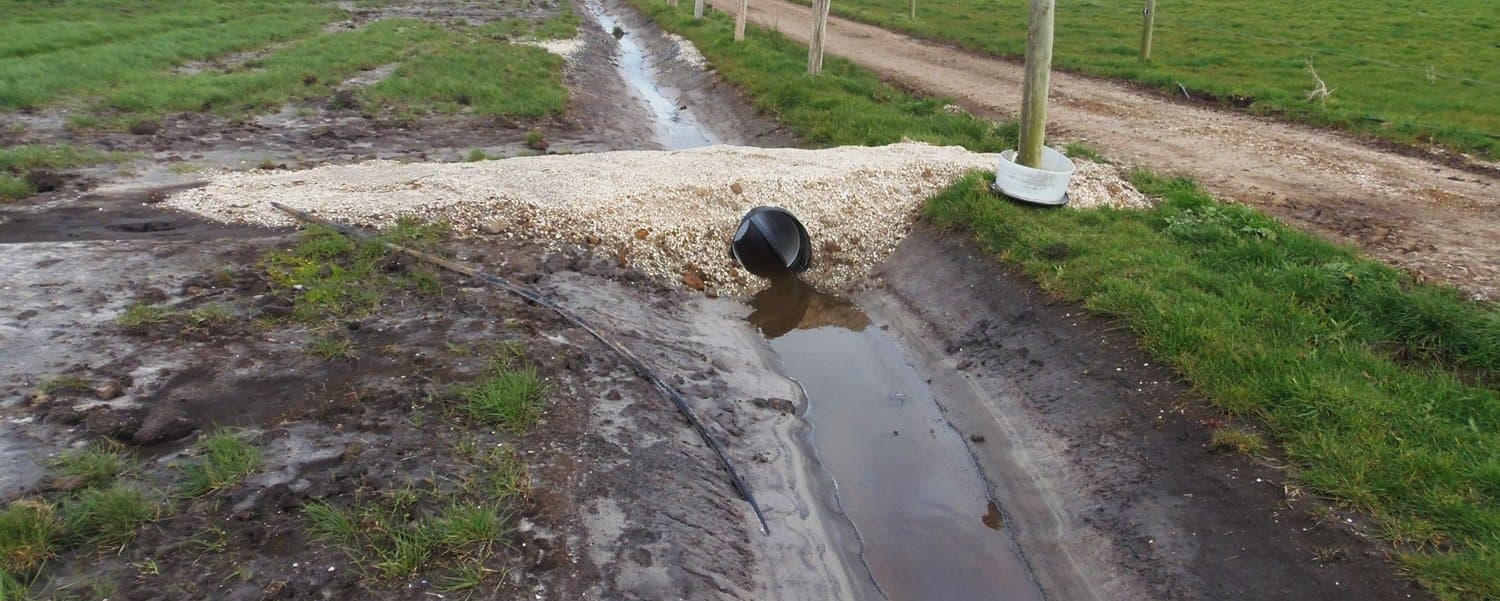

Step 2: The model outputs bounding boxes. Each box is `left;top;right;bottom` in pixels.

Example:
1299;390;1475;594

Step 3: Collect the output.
0;0;1447;598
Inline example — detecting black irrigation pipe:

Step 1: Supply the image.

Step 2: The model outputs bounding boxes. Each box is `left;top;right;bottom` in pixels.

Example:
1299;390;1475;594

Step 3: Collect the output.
270;202;771;535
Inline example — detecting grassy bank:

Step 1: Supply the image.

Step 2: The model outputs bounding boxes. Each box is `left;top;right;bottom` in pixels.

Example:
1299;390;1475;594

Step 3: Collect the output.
633;1;1497;597
788;0;1499;159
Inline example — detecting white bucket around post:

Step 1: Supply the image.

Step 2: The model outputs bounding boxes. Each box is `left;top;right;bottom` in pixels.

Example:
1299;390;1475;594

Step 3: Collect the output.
993;146;1074;206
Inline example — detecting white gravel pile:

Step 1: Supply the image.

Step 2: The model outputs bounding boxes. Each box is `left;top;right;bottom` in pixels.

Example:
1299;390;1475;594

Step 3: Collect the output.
167;143;1148;295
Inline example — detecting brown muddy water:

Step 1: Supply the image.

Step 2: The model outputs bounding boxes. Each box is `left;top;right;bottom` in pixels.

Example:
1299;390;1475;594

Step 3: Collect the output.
749;277;1044;601
586;0;719;149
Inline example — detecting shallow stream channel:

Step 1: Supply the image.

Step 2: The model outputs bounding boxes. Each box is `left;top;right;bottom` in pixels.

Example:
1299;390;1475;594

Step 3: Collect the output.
584;4;1043;597
749;278;1044;600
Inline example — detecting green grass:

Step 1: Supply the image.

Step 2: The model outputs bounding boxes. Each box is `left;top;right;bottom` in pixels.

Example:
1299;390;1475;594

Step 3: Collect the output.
3;1;571;126
261;219;446;322
924;173;1498;599
0;144;123;200
1207;428;1267;456
364;36;565;118
0;145;115;173
307;334;357;361
0;176;29;201
458;366;547;432
0;1;342;110
63;484;157;548
37;376;91;396
633;0;1016;150
49;444;131;489
0;502;60;576
303;497;512;581
0;569;28;601
637;3;1498;597
480;7;581;40
116;303;169;328
180;428;263;497
791;0;1500;159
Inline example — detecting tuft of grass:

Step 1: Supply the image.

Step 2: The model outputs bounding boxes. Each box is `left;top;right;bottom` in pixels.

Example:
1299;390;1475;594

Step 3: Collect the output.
180;304;235;333
464;148;493;162
0;569;28;601
304;496;512;582
1063;142;1106;164
307;334;356;362
261;219;446;322
1208;428;1267;456
524;129;547;151
116;302;168;328
482;447;530;503
0;176;32;201
924;172;1498;599
37;376;91;396
180;428;263;497
49;444;131;489
459;366;547;432
63;484;157;548
0;501;60;576
303;501;358;547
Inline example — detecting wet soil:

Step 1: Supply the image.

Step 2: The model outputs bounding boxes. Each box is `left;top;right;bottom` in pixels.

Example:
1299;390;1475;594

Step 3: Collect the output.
861;222;1434;600
0;0;790;242
749;277;1043;601
714;0;1500;301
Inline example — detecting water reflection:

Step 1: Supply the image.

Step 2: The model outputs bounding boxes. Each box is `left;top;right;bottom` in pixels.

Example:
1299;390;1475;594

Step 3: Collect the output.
746;276;870;339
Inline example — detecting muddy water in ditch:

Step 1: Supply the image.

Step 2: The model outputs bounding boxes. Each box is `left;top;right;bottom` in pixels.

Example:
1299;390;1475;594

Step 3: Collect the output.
586;1;719;149
750;277;1044;600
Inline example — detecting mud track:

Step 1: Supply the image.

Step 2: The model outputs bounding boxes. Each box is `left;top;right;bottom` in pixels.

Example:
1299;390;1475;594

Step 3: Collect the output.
711;0;1499;301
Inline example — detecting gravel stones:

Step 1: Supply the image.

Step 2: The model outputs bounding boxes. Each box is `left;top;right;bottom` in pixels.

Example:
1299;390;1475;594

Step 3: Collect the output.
166;143;1149;295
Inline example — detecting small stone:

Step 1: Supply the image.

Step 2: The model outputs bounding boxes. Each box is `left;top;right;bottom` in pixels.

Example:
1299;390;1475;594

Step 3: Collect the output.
95;380;124;400
730;182;744;195
480;220;505;235
634;228;649;240
970;434;986;443
682;270;705;291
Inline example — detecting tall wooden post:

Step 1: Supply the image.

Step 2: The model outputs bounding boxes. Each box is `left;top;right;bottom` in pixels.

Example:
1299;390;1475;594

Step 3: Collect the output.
808;0;830;74
736;0;749;40
694;0;704;19
1017;0;1054;168
1139;0;1156;61
908;0;915;20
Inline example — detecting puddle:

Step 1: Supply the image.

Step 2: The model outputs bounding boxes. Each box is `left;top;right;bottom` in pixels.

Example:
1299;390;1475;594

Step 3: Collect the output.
586;1;719;150
751;277;1043;601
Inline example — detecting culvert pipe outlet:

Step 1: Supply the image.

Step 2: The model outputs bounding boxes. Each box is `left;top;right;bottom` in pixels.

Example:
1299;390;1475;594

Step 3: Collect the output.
731;206;812;278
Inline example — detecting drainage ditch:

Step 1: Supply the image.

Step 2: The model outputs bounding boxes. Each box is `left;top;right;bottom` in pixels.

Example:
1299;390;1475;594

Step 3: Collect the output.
586;0;720;150
593;2;1046;594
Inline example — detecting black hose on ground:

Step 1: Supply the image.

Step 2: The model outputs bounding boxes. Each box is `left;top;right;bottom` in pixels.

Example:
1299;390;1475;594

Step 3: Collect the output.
270;202;771;535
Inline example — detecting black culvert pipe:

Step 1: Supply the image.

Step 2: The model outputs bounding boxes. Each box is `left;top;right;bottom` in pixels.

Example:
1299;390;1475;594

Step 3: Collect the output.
731;206;812;278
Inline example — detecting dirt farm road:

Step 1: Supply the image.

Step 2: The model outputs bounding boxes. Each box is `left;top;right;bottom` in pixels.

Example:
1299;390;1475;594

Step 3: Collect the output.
711;0;1499;300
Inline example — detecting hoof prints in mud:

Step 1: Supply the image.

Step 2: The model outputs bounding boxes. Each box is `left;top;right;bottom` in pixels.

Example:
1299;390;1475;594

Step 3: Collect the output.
1;229;773;600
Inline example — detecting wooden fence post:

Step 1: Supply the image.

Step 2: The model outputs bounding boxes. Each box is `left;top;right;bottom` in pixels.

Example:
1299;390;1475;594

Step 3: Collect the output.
1017;0;1054;168
909;0;915;20
1140;0;1156;61
736;0;749;40
694;0;705;19
808;0;830;74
